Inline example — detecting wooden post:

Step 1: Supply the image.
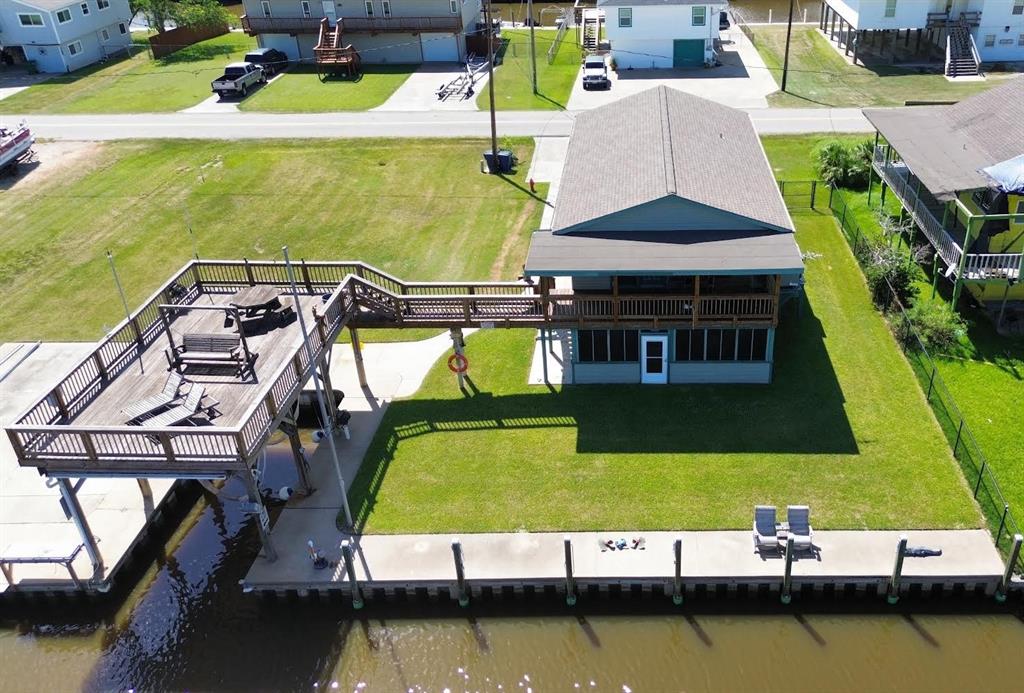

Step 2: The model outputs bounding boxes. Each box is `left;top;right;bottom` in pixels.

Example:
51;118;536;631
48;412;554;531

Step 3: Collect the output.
317;356;344;437
692;275;701;326
564;535;577;606
285;422;313;496
450;327;466;390
242;468;277;562
672;538;683;605
950;216;974;310
451;537;469;607
772;275;782;327
349;326;368;389
341;539;364;609
995;534;1022;603
92;352;109;382
781;536;794;604
244;258;256;286
887;535;908;604
57;478;104;578
612;276;620;323
300;259;314;294
540;328;549;384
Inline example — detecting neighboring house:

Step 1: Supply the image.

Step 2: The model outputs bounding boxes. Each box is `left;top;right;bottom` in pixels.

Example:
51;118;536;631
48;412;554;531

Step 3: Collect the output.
599;0;725;70
239;0;482;64
820;1;1024;75
865;78;1024;320
0;0;132;73
524;86;803;385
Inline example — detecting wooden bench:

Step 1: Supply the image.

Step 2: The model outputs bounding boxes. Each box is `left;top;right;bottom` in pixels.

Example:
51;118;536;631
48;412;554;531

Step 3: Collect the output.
166;333;256;376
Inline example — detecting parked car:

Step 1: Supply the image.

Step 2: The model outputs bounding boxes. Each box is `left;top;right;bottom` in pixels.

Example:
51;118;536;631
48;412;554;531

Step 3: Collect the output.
243;48;289;77
211;62;265;98
581;55;610;90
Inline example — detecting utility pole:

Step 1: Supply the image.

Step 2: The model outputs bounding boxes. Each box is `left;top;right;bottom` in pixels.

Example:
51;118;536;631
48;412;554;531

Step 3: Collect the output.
484;0;499;173
528;0;537;94
781;0;796;92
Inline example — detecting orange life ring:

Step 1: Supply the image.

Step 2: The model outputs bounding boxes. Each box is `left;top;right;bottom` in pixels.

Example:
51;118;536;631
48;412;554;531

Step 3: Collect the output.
447;353;469;374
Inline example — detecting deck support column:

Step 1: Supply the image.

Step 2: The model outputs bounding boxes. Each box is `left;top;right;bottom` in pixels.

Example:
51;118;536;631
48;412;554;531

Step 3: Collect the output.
284;421;314;496
57;478;104;579
819;2;825;32
241;468;278;562
317;356;347;439
540;328;549;384
137;478;154;517
348;327;368;389
950;216;974;311
852;30;861;64
995;534;1022;602
997;283;1011;331
450;327;466;390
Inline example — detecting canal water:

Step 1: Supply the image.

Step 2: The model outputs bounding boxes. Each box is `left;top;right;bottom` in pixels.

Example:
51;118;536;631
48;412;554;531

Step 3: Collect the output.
2;439;1023;691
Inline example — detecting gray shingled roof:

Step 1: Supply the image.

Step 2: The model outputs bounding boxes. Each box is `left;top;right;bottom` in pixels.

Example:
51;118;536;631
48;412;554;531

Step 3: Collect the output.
525;229;804;276
863;77;1024;201
14;0;78;10
550;86;794;234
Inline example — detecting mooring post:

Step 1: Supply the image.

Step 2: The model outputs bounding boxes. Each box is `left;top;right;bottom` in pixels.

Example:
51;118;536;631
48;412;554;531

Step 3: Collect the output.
348;326;368;389
672;538;683;606
781;536;795;604
341;539;364;609
452;537;469;607
564;535;577;606
995;534;1022;603
284;422;314;496
56;478;104;578
887;535;908;605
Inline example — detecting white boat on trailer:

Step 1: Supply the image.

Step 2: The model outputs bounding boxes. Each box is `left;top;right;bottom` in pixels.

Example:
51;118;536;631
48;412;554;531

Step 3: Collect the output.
0;122;34;173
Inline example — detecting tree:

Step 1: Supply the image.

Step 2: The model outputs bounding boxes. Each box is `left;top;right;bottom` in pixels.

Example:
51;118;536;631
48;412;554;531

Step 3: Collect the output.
131;0;229;33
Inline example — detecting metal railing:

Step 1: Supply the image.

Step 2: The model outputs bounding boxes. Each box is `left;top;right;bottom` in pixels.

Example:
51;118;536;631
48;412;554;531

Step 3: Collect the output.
340;16;462;33
240;15;323;35
823;184;1023;570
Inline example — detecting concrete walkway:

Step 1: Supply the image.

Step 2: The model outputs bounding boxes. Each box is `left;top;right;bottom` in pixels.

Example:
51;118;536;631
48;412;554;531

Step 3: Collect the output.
10;107;873;141
0;343;175;592
373;63;488;112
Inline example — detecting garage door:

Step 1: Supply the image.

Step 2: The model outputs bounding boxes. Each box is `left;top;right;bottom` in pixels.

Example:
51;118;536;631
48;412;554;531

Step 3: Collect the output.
672;39;704;68
421;33;460;62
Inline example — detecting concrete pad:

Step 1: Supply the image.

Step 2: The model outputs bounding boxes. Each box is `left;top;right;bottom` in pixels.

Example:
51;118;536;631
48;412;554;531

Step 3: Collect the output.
373;63;488;112
0;71;49;103
182;93;240;114
527;329;572;385
567;28;775;110
525;136;568;183
0;342;177;592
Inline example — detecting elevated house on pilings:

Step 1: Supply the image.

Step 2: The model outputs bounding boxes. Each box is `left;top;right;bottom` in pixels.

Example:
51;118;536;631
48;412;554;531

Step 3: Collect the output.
864;77;1024;327
524;86;804;385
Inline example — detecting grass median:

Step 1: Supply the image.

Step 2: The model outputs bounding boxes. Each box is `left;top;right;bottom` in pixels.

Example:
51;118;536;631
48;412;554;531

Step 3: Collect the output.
480;28;580;110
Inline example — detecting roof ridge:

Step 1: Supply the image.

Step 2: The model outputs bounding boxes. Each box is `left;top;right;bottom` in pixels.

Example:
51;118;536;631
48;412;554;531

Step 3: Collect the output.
659;87;677;197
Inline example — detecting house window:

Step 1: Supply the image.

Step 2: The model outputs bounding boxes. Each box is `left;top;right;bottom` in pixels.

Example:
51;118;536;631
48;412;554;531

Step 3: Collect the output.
365;1;374;17
301;1;312;17
884;0;897;18
261;1;272;17
57;8;74;23
692;6;706;26
68;40;83;56
1014;2;1024;16
675;328;768;362
618;7;632;28
984;34;996;47
1019;33;1024;46
383;0;392;18
98;0;110;9
118;22;127;33
449;0;458;13
101;28;109;40
577;330;640;363
81;2;90;16
18;13;45;26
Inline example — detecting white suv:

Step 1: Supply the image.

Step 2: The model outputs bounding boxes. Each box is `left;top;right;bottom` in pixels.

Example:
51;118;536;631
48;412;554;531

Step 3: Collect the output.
581;56;610;90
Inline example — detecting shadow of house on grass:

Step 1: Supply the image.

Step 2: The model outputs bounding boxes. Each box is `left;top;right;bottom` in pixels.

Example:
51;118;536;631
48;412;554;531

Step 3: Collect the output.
347;296;856;531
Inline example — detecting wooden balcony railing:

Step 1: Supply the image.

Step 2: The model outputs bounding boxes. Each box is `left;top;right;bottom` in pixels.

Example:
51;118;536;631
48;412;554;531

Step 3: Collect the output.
240;15;324;35
339;16;463;33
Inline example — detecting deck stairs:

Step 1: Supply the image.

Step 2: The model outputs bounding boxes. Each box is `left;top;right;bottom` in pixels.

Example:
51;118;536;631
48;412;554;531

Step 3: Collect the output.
314;18;361;75
946;23;980;77
582;10;600;51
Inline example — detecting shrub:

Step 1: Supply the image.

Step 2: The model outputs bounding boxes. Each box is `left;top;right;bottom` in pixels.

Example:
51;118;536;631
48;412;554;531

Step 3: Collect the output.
815;139;875;189
859;238;918;308
897;301;968;353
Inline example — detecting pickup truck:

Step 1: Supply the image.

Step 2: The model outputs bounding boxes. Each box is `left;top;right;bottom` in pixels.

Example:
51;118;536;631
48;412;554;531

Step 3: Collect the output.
211;62;265;98
581;55;610;90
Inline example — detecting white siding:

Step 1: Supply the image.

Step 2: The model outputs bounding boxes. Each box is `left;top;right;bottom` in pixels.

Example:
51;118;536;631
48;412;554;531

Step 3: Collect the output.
603;3;721;69
826;0;945;29
668;361;772;384
970;0;1024;61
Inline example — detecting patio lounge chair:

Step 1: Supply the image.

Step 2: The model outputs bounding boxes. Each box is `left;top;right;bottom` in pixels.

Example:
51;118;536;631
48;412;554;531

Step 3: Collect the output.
753;505;779;550
121;371;188;423
787;505;814;551
140;385;207;428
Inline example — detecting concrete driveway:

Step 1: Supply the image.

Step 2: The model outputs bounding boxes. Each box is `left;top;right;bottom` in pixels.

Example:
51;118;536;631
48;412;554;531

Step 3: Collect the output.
566;28;776;110
373;62;489;111
0;69;49;103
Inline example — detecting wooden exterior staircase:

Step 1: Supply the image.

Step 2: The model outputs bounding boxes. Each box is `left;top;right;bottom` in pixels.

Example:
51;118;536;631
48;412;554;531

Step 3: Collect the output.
582;10;600;51
314;18;361;78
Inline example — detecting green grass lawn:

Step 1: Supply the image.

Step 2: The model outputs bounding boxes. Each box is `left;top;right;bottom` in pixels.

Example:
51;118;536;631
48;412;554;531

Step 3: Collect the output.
0;33;256;114
0;139;546;341
480;29;580;110
748;26;1007;108
348;206;979;533
239;65;416;112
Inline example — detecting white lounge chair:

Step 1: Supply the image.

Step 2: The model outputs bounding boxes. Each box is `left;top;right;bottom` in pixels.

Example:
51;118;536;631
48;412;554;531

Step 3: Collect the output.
753;505;778;550
787;505;814;551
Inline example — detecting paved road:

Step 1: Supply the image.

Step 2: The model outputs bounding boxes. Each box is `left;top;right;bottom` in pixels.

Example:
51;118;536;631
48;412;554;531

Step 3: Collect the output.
8;108;872;141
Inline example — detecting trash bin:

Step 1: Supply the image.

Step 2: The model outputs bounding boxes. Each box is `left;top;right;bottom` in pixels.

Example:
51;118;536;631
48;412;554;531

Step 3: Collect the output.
483;149;514;173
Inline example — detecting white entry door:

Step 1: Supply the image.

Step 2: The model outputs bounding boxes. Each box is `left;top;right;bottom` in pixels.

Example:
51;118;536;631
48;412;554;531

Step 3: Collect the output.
641;335;669;384
322;0;337;23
